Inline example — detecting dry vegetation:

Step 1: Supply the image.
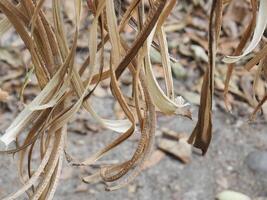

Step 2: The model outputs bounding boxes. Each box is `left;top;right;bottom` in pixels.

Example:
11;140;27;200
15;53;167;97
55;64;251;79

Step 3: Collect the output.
0;0;266;199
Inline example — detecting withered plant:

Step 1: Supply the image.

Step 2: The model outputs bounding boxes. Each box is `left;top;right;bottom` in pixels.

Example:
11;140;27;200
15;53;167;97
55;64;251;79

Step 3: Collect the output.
0;0;266;199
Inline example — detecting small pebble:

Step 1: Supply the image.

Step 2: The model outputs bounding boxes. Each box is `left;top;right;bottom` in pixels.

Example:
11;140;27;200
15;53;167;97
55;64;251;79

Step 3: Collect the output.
216;190;251;200
245;151;267;173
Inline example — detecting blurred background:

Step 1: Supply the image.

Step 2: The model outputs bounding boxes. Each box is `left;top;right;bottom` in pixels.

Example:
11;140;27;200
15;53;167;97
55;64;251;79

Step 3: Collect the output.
0;0;267;199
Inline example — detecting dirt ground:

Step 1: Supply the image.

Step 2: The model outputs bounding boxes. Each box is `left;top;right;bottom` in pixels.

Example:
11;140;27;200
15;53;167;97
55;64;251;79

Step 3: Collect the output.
1;83;267;200
1;1;267;199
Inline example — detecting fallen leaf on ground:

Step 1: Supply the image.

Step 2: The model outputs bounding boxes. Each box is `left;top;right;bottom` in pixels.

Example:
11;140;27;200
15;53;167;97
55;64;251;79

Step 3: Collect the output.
161;127;187;140
84;123;99;133
158;137;192;164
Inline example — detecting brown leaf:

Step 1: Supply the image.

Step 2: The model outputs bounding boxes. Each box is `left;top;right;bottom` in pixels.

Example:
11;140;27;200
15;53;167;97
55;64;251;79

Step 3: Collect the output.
158;138;192;164
161;128;187;140
188;0;223;155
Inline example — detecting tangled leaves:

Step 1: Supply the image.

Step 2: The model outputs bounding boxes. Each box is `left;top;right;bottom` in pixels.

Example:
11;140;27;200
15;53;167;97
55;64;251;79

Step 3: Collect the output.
223;0;267;120
0;0;190;198
0;0;267;199
190;0;267;154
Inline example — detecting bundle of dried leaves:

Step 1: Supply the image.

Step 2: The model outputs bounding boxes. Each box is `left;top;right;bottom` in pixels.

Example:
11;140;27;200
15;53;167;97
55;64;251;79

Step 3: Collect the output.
0;0;266;199
190;0;267;154
0;0;191;198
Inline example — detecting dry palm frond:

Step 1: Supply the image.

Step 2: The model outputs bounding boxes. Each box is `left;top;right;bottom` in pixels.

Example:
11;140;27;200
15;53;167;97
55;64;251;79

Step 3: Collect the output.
0;0;191;198
188;0;267;154
2;0;266;198
222;0;267;119
223;0;257;111
188;0;223;155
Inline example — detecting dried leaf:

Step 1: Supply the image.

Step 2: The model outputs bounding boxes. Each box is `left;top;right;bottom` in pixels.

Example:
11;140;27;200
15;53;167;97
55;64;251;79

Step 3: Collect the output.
188;0;223;155
223;0;267;63
158;138;192;164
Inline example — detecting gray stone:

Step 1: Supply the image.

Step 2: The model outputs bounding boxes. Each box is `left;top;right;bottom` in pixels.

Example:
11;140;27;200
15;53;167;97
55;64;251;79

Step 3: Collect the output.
246;151;267;173
245;151;267;188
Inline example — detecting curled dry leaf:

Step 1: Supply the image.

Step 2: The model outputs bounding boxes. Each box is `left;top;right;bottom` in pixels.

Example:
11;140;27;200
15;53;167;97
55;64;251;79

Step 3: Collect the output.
0;0;265;199
0;0;193;198
223;0;267;64
188;0;223;155
222;0;267;118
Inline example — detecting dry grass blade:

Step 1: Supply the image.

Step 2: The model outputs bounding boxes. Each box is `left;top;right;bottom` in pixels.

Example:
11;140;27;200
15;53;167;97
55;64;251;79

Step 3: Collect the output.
221;0;267;118
188;0;223;155
223;0;267;64
0;0;179;197
223;0;257;111
2;0;258;198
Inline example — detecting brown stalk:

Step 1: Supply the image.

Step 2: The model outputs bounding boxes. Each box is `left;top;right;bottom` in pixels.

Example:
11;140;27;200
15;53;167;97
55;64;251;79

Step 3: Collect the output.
188;0;223;155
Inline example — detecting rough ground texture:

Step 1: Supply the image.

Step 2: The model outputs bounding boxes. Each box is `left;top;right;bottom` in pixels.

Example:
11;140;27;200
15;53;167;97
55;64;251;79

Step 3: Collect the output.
1;85;267;200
